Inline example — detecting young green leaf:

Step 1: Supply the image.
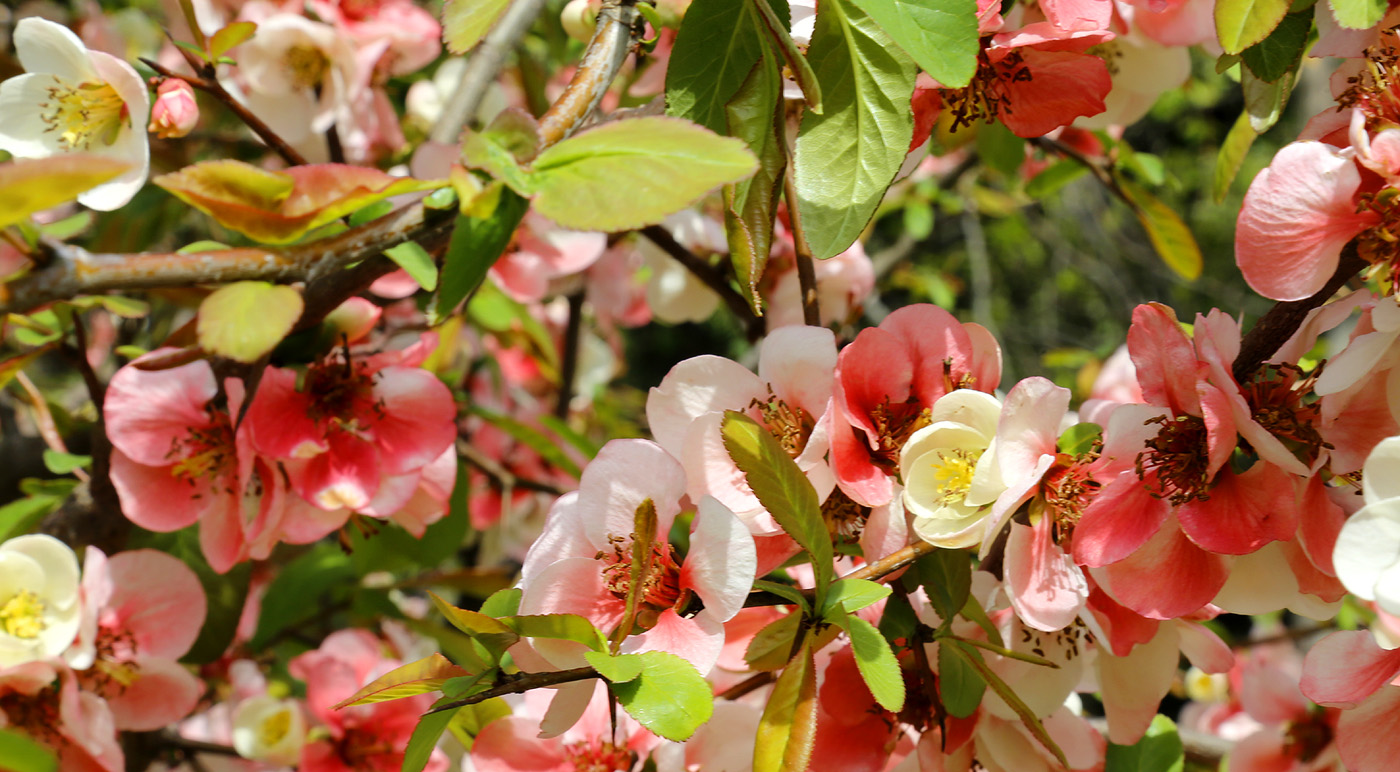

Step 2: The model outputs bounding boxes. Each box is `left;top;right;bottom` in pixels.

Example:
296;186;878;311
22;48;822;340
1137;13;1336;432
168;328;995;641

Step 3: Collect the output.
724;52;786;313
1057;423;1103;456
428;592;520;660
333;653;471;708
747;0;822;113
529;117;758;232
1329;0;1387;29
1215;0;1291;54
0;728;56;772
850;0;979;88
792;0;917;258
402;701;459;772
936;641;986;717
1239;11;1310;82
196;281;303;363
611;651;715;741
914;548;972;623
208;21;257;59
1213;111;1258;203
746;611;804;671
41;449;90;475
754;637;818;772
947;640;1067;768
1117;178;1203;282
442;0;511;53
721;411;833;608
433;190;529;324
1026;161;1089;199
1242;58;1296;133
1105;714;1186;772
584;650;646;683
839;613;905;712
665;0;770;133
0;154;132;229
383;241;438;292
611;498;659;651
502;614;608;651
480;587;523;618
823;578;891;616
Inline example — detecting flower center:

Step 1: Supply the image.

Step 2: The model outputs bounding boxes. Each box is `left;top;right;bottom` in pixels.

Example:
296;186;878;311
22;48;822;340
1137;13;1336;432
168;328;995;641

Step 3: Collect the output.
869;398;932;472
260;710;293;747
1135;414;1213;505
751;390;815;459
304;356;380;429
821;488;870;542
285;44;331;90
168;418;236;484
1040;451;1102;539
597;537;685;622
0;590;45;639
1241;363;1331;467
1283;710;1333;763
1337;28;1400;131
39;79;127;150
79;627;141;697
927;448;977;505
563;739;634;772
943;49;1030;132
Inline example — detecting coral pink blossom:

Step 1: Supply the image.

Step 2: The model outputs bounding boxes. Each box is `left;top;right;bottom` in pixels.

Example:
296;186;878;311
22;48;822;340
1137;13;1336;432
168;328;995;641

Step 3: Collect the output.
247;334;456;516
472;681;658;771
1300;631;1400;772
73;548;206;732
289;629;448;772
0;663;123;772
105;353;287;573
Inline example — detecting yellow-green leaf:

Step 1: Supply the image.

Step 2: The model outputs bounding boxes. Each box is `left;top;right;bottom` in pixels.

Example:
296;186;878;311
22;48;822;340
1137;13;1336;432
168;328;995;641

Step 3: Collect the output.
332;653;471;708
1118;179;1203;281
1215;0;1290;54
754;637;818;772
196;281;303;363
529;116;758;232
443;0;511;54
1213;111;1257;203
0;155;132;229
209;21;256;58
428;591;520;660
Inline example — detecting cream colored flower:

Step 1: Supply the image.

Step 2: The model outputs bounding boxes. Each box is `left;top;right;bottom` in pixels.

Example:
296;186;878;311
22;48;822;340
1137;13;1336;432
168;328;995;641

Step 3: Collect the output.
232;694;307;765
901;389;1004;548
0;17;150;210
0;534;83;667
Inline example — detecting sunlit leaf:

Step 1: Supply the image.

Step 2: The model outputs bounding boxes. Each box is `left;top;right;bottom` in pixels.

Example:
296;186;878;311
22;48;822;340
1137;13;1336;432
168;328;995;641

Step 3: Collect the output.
443;0;511;54
666;0;772;133
746;612;803;671
1215;0;1291;54
724;53;786;313
428;592;520;660
0;155;132;229
822;578;890;616
403;700;458;772
1117;179;1203;282
849;0;979;88
209;21;256;58
748;0;822;112
1105;714;1186;772
502;614;608;651
611;651;714;741
333;653;472;708
1329;0;1386;29
384;241;438;292
837;613;905;712
754;637;818;772
584;650;646;683
1213;111;1257;203
0;728;56;772
197;281;303;363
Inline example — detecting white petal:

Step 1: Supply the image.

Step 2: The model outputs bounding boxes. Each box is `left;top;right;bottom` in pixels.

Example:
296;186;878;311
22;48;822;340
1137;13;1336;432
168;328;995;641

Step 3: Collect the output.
14;18;96;81
1334;498;1400;601
1364;436;1400;503
0;74;73;157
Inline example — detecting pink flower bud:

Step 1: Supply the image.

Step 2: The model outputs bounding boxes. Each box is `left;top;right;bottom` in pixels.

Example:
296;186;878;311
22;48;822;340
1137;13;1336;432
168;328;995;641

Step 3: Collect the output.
147;79;198;139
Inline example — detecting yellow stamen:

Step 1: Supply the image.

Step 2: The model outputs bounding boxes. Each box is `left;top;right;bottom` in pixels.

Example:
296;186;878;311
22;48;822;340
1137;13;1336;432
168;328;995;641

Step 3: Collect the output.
0;590;46;639
39;81;127;150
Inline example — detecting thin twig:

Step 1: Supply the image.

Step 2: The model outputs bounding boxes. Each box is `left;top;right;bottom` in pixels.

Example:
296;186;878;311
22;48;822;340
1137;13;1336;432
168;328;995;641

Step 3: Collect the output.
739;540;940;609
639;225;764;340
429;666;600;713
431;0;549;145
537;0;642;146
783;171;821;326
556;291;586;418
717;671;773;700
457;439;570;496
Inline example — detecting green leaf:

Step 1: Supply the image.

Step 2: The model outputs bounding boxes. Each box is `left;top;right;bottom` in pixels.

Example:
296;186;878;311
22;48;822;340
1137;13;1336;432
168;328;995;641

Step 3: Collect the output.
611;498;659;650
665;0;770;133
1117;178;1203;282
721;411;833;609
209;21;256;58
461;128;536;196
41;449;90;475
0;495;63;543
1240;11;1310;82
384;241;439;292
936;640;985;717
976;121;1025;179
792;0;917;258
948;640;1066;768
1213;111;1258;203
584;650;646;682
403;701;458;772
1105;715;1185;772
251;544;354;649
823;578;891;615
747;0;823;113
958;593;1004;648
428;592;520;660
481;587;523;618
752;579;811;612
529;117;758;232
0;155;132;229
0;728;56;772
503;614;607;651
746;611;803;671
839;613;905;712
333;653;471;708
848;0;979;88
442;0;510;53
1215;0;1291;53
1025;161;1089;199
724;53;786;313
914;548;971;623
754;637;818;772
446;697;512;750
1329;0;1386;28
611;651;714;741
433;189;529;323
347;198;395;227
1057;423;1102;456
1243;65;1296;133
197;281;303;363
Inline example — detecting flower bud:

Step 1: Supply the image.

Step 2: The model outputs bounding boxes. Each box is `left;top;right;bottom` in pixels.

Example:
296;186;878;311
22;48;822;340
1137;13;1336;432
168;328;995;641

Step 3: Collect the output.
148;79;198;139
560;0;599;43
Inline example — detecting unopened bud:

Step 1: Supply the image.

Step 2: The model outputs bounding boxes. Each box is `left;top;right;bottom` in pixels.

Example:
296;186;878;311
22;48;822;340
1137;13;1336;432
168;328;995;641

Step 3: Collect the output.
148;79;198;139
561;0;600;43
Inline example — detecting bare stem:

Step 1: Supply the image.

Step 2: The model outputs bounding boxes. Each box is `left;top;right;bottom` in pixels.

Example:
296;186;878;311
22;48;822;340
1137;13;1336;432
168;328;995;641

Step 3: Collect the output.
538;0;642;146
639;225;764;340
429;667;600;713
783;172;821;327
431;0;549;145
556;291;586;418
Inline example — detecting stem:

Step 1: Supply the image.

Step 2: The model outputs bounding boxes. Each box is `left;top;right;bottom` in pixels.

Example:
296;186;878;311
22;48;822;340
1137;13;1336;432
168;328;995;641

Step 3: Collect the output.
556;291;586;419
639;225;764;340
741;540;940;609
537;0;642;146
431;0;549;145
783;172;821;326
145;57;309;167
717;671;774;700
429;667;600;713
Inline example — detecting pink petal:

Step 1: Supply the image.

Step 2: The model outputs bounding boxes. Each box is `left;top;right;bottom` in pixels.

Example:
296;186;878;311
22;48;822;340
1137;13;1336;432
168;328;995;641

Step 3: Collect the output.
291;431;382;511
1177;463;1297;556
1085;584;1160;658
758;325;838;420
1072;471;1170;567
370;367;457;476
876;305;976;404
471;716;569;772
1240;660;1309;725
1235;141;1377;301
1040;0;1113;31
104;357;218;467
1006;520;1087;632
837;327;914;440
1128;303;1200;416
646;356;762;457
198;492;248;574
109;449;210;532
1337;686;1400;772
995;377;1069;481
579;439;686;547
1092;518;1227;619
624;608;724;675
1097;623;1179;744
830;412;895;507
105;550;206;660
1173;620;1233;674
1300;630;1400;708
518;557;623;638
999;50;1110;138
107;656;204;731
246;367;326;460
1298;476;1344;576
681;497;757;623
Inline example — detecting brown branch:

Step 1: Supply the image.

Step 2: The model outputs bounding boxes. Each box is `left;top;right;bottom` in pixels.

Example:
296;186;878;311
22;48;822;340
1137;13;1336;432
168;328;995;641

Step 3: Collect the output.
556;291;586;418
784;170;821;327
639;225;764;340
1232;243;1366;382
717;671;773;700
537;0;642;146
429;666;600;713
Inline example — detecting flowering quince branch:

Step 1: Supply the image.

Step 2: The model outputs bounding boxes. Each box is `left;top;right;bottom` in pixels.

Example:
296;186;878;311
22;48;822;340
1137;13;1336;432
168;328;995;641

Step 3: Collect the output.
639;224;765;339
428;666;600;714
537;0;643;146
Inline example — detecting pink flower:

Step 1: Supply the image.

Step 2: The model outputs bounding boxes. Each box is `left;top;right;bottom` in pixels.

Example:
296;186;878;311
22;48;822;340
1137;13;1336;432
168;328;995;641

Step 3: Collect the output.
471;681;658;771
518;440;757;674
0;663;123;772
105;353;288;573
148;79;199;139
246;334;457;516
73;548;206;731
1301;631;1400;772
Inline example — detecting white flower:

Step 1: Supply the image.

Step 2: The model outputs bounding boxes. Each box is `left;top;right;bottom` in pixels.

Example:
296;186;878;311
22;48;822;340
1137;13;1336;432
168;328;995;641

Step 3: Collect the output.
0;534;83;668
901;389;1005;548
1334;435;1400;616
0;17;150;210
235;14;360;157
232;695;307;765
